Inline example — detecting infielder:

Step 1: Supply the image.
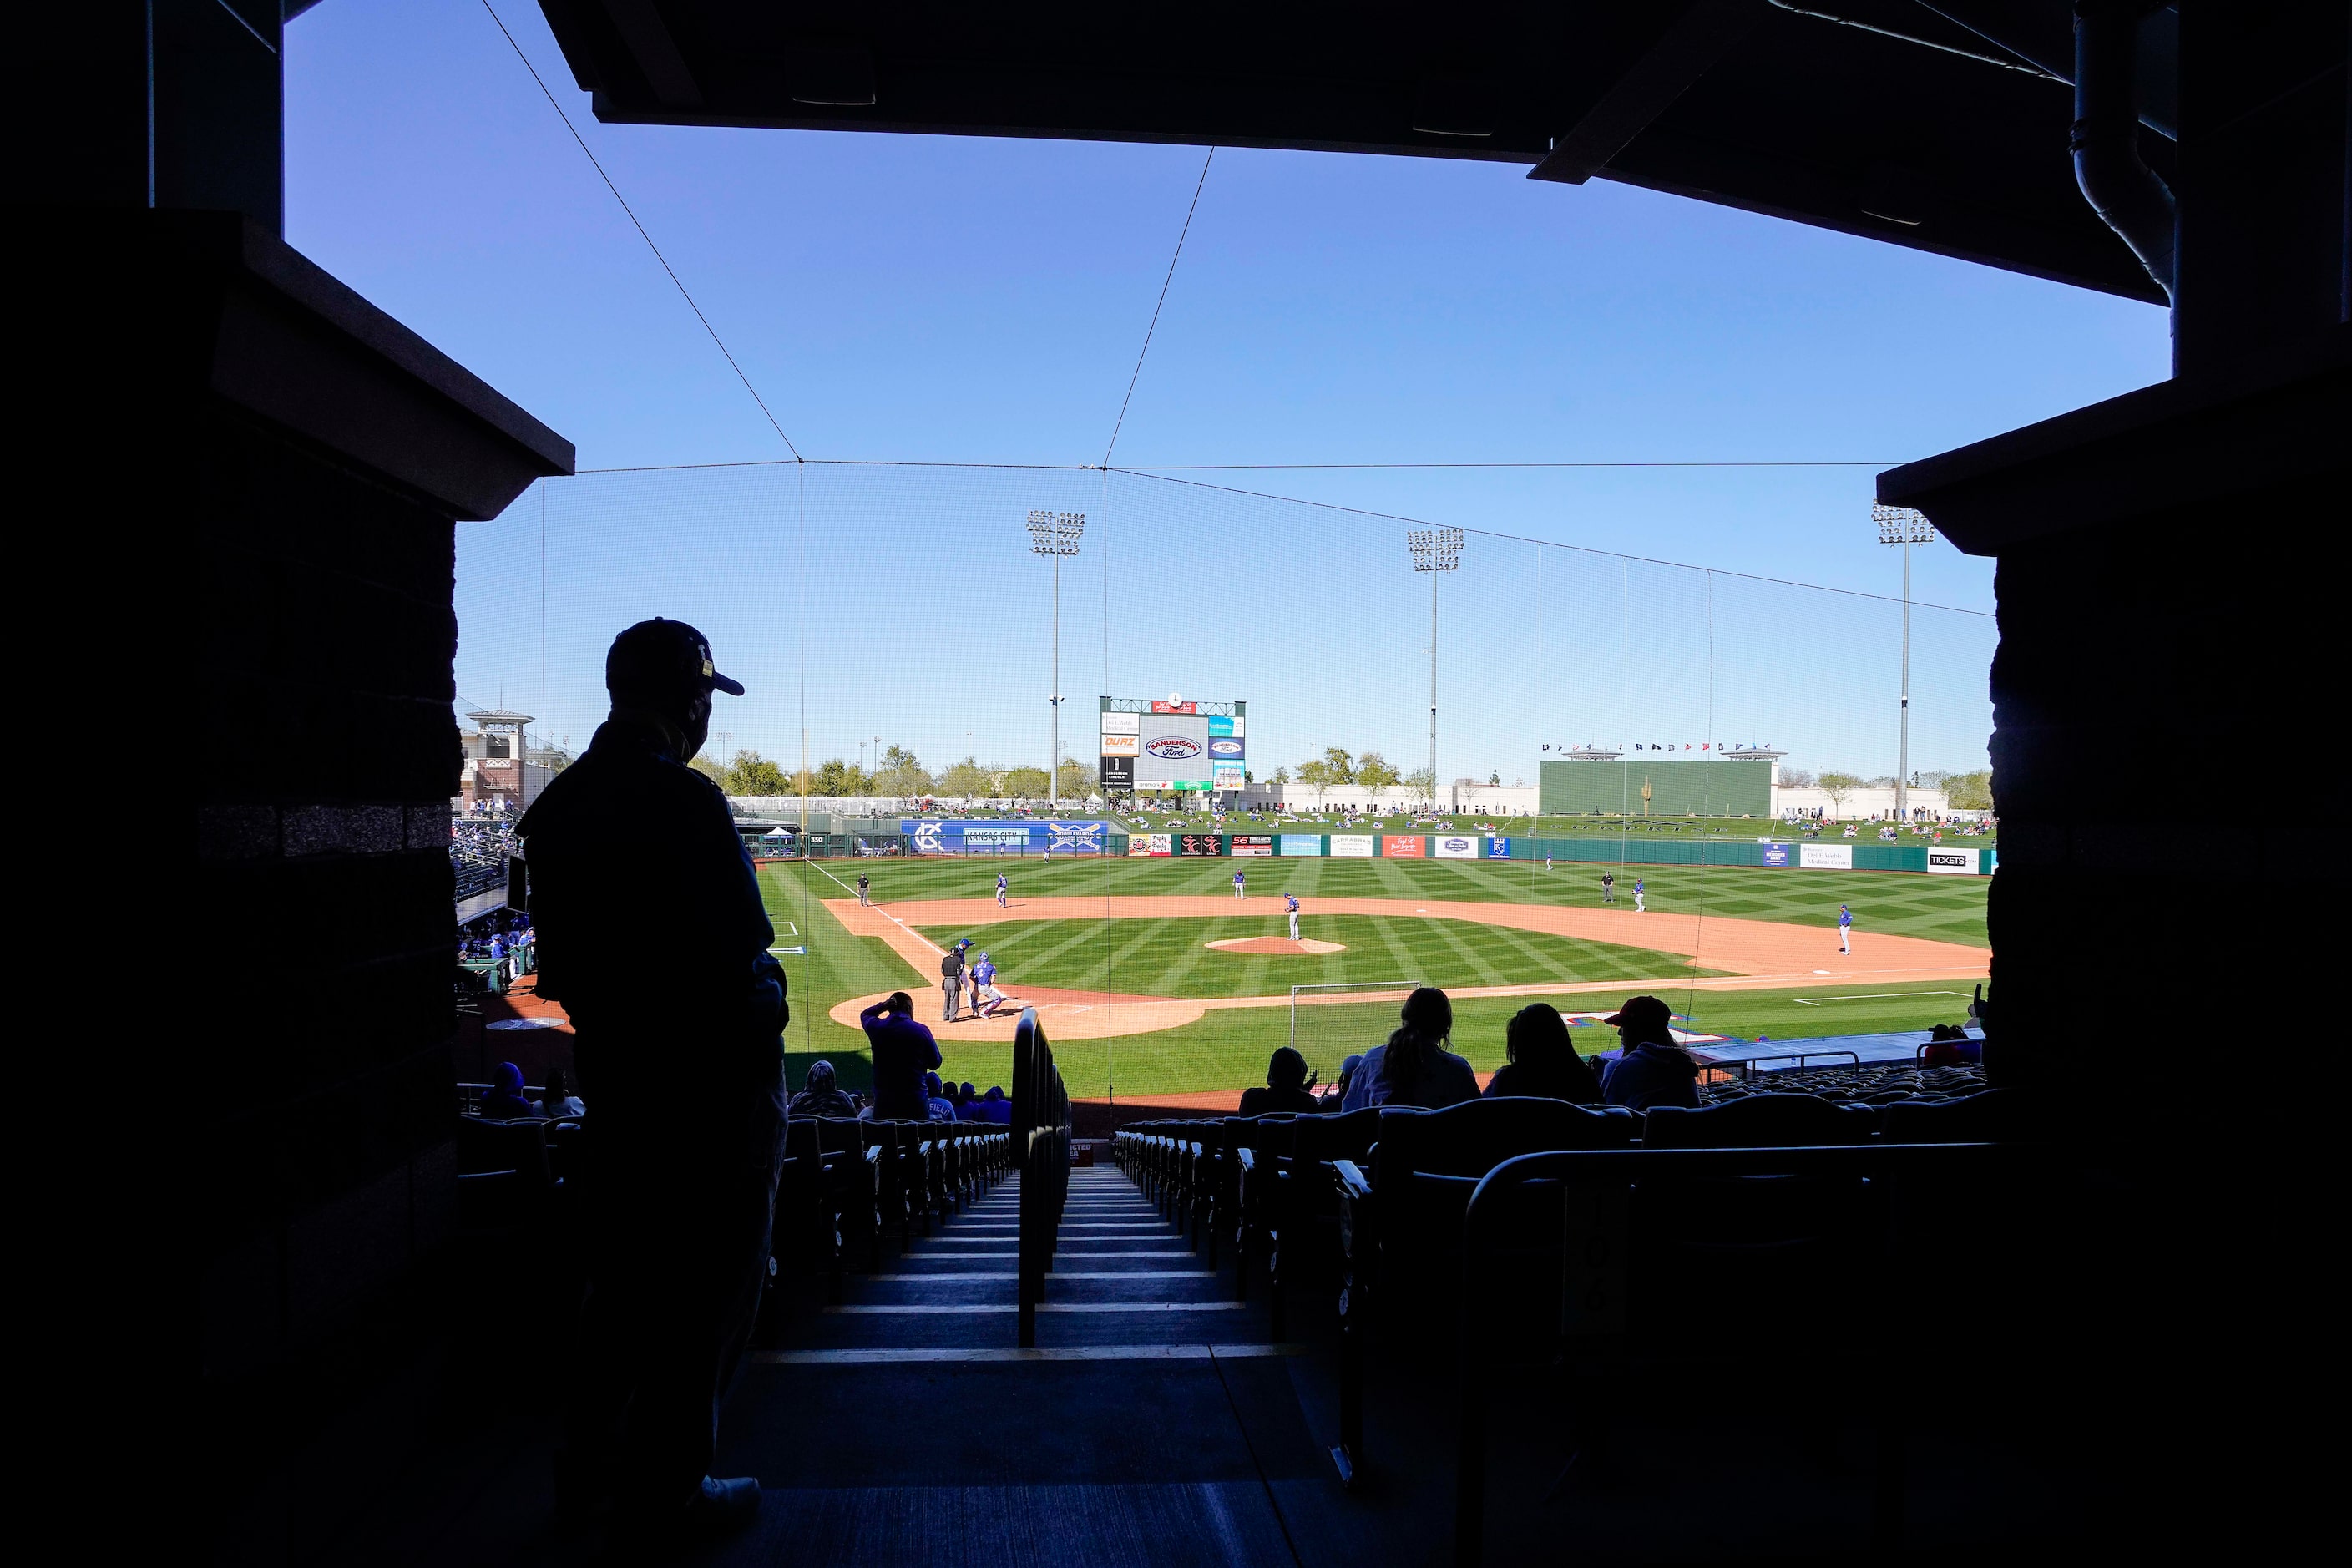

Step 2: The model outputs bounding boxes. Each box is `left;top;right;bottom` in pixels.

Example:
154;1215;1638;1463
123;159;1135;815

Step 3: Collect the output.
995;873;1008;908
1233;867;1247;901
1838;903;1853;954
1285;892;1301;941
1633;878;1646;913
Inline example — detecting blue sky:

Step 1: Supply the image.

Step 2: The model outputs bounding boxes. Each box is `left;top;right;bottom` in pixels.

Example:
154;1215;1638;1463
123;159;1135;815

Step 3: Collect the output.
286;1;2171;787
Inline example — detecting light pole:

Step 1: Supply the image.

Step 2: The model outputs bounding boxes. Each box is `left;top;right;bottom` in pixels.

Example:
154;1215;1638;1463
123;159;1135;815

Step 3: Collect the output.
1874;503;1935;824
1409;528;1464;814
1028;509;1085;812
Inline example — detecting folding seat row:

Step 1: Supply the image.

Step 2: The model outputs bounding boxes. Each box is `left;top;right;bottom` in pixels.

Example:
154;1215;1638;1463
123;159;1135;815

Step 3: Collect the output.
774;1117;1014;1302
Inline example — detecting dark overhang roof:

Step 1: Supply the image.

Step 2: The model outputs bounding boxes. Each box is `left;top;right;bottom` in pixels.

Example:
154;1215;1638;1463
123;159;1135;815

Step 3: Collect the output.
537;0;2172;304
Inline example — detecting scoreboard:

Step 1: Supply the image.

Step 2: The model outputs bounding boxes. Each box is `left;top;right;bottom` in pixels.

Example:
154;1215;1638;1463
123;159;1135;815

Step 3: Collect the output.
1100;695;1245;795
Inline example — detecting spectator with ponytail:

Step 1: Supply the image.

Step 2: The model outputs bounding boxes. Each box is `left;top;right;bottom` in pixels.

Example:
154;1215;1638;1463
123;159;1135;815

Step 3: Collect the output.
1340;986;1479;1111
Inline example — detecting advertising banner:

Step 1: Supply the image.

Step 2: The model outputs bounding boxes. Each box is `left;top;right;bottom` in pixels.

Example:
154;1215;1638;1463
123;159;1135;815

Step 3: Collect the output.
1100;711;1141;736
1212;762;1245;789
1047;821;1107;853
1150;699;1197;713
1100;755;1134;791
1179;833;1223;857
1208;736;1246;762
1278;834;1323;856
1207;715;1235;737
1799;843;1854;870
1099;732;1139;756
1329;834;1375;857
1762;843;1791;867
1432;834;1478;859
1140;714;1211;787
1383;835;1426;858
1125;832;1171;857
1229;834;1274;857
1488;837;1512;858
1925;847;1980;875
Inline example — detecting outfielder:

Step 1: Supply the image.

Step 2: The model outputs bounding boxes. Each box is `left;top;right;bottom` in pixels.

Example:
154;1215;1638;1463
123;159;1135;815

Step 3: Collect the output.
1233;867;1247;901
1285;891;1300;941
1633;878;1646;913
1838;903;1853;954
995;873;1008;908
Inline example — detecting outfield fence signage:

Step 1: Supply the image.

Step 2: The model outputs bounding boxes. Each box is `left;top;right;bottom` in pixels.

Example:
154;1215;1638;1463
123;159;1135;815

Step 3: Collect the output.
1488;837;1512;858
1925;847;1980;874
1229;834;1274;857
1433;834;1479;859
1799;843;1854;870
1383;835;1426;858
1763;843;1791;867
1279;834;1324;856
1178;833;1222;856
1330;834;1374;857
1128;832;1172;857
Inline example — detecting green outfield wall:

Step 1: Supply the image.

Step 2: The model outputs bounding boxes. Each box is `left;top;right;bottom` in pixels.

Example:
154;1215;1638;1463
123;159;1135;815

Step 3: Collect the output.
1539;757;1771;817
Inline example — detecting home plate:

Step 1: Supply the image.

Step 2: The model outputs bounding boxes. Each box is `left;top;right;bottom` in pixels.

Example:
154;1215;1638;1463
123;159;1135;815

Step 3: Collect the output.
1205;937;1347;956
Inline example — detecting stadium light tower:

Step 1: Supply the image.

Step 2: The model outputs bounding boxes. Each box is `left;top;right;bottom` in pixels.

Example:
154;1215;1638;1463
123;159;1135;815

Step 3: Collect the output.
1874;503;1936;823
1028;509;1085;812
1409;528;1464;813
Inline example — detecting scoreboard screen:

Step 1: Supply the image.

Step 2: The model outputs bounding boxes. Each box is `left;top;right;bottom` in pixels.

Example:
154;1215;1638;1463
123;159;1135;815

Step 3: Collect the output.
1101;696;1244;793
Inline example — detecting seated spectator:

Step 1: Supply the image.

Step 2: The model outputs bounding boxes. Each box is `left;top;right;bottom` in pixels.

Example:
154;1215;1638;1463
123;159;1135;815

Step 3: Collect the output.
532;1064;586;1119
1318;1053;1364;1109
923;1070;958;1121
1238;1047;1321;1116
787;1060;857;1118
478;1060;535;1120
1485;1004;1604;1104
1920;1021;1981;1065
860;990;942;1120
1341;987;1479;1110
977;1085;1014;1125
1597;995;1700;1111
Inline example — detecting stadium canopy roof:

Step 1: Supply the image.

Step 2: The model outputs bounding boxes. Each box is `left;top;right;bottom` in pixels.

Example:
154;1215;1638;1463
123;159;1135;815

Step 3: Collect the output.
538;0;2174;303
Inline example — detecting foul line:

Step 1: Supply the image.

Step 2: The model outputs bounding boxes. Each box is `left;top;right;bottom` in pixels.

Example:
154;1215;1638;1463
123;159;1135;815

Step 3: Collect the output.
1792;989;1973;1006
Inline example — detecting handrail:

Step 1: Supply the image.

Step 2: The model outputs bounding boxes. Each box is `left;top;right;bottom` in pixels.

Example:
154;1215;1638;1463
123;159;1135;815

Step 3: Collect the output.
1011;1006;1070;1347
1452;1141;2001;1565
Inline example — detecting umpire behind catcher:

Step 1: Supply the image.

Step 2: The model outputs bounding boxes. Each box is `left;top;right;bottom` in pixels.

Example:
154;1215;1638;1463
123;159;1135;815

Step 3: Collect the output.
518;617;784;1544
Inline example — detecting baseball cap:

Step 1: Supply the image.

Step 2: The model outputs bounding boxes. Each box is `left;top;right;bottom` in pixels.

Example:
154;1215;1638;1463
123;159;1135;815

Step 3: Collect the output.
605;617;744;701
1604;994;1672;1030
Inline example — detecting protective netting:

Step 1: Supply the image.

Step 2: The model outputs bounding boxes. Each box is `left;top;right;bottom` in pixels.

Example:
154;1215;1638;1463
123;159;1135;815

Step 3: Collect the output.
458;460;1995;1100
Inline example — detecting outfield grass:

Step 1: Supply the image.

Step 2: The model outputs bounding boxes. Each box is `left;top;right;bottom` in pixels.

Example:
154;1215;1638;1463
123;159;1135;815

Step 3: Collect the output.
790;853;1990;948
908;913;1725;999
764;856;1989;1099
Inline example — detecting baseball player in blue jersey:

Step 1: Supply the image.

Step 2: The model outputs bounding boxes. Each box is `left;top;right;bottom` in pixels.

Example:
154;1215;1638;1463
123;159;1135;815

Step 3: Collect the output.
1286;892;1300;941
995;873;1008;908
1233;867;1247;901
971;951;1004;1016
1838;903;1853;954
1633;878;1646;912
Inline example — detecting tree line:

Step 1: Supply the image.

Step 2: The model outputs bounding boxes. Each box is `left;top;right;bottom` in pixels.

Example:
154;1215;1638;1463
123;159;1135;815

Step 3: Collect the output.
690;743;1096;800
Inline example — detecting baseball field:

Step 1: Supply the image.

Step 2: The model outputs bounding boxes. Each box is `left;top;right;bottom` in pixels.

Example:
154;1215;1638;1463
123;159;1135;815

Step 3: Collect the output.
761;852;1990;1100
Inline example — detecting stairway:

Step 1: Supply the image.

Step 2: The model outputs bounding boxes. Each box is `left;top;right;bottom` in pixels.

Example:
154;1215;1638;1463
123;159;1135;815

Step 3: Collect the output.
698;1165;1318;1564
759;1166;1279;1360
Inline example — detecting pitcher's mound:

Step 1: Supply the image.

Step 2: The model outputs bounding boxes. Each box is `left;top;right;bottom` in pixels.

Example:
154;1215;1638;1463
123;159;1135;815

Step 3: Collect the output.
1206;936;1347;956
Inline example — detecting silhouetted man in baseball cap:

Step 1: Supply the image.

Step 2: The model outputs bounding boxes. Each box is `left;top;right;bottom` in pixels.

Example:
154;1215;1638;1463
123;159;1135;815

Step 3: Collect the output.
518;618;779;1545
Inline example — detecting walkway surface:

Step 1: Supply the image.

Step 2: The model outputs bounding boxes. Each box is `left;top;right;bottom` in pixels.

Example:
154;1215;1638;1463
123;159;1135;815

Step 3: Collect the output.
693;1166;1319;1565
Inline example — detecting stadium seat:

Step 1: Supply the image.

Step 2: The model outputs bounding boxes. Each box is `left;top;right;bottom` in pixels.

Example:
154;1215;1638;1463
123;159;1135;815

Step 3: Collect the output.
1640;1092;1878;1148
1329;1099;1634;1482
1265;1107;1382;1338
1882;1086;2014;1143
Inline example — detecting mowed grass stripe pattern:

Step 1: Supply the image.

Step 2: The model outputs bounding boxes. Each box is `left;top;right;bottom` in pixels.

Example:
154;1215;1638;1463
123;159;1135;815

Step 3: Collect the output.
759;858;1988;1099
911;914;1722;999
807;854;1988;948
